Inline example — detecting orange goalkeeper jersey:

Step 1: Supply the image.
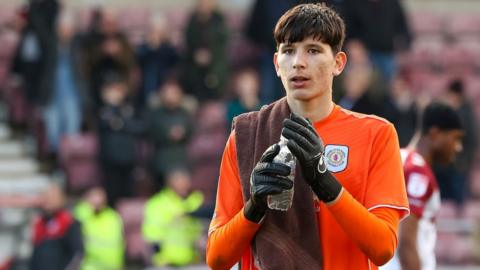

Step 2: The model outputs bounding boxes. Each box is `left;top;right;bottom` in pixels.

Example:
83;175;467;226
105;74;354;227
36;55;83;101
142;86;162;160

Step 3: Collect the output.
208;104;409;270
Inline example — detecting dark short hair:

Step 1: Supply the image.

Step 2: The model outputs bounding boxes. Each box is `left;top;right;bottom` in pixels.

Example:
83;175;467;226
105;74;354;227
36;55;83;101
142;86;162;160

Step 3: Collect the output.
448;79;464;94
421;101;462;134
101;70;126;88
273;3;346;53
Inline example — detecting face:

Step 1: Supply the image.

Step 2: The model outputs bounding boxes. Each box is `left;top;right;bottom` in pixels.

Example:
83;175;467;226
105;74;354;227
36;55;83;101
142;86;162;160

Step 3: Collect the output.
161;83;183;108
57;18;74;42
274;37;346;102
102;82;127;105
148;18;167;45
85;187;107;211
431;129;464;165
236;70;259;98
198;0;216;14
167;170;191;198
41;185;65;214
101;9;118;35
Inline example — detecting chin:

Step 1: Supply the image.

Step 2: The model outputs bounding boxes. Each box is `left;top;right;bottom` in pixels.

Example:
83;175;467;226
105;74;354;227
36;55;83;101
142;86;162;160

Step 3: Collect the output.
288;89;316;101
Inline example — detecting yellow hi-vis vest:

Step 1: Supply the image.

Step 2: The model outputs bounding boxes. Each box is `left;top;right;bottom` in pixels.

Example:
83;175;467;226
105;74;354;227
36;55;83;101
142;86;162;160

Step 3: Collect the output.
142;188;203;267
74;202;125;270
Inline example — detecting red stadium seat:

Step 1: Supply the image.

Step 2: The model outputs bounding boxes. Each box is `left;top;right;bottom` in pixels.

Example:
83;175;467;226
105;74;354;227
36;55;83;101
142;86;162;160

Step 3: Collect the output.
436;232;476;264
117;198;147;262
116;198;145;231
191;164;219;206
0;30;19;60
125;230;147;263
188;131;227;165
59;133;100;193
446;13;480;37
437;200;458;219
469;168;480;198
462;200;480;220
118;7;151;31
409;11;446;36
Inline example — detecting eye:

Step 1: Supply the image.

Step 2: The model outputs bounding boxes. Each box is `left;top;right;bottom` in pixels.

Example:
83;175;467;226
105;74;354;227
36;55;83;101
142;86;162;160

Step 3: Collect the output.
308;48;320;54
282;48;294;55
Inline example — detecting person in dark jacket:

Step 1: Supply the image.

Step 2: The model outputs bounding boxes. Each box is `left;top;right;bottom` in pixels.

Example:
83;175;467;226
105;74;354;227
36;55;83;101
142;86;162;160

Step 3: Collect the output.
136;16;179;108
380;76;418;147
182;0;228;102
86;9;137;113
146;79;194;189
98;72;144;207
343;0;412;84
12;0;59;106
30;182;83;270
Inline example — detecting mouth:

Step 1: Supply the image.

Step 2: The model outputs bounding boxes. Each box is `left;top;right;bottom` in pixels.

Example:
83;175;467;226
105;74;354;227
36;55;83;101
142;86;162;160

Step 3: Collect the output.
290;75;310;82
289;75;310;88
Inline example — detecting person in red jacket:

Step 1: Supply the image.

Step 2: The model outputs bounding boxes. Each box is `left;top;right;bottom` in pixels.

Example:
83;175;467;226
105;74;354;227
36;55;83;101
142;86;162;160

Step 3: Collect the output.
30;183;83;270
206;3;409;270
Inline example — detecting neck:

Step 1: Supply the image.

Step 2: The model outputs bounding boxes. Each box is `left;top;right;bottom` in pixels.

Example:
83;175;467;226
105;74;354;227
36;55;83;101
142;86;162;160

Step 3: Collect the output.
411;134;433;165
286;91;334;122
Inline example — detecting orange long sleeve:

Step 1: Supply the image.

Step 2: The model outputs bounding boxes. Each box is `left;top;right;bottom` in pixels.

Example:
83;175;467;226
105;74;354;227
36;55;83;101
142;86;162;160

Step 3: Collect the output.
327;189;401;266
206;209;261;270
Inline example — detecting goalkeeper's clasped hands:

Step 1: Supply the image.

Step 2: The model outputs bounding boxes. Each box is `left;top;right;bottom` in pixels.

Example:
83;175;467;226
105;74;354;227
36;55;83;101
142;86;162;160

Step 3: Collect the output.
244;113;343;223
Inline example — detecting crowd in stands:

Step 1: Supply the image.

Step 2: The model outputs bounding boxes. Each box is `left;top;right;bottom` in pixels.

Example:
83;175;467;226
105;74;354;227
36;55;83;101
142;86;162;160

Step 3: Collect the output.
0;0;479;268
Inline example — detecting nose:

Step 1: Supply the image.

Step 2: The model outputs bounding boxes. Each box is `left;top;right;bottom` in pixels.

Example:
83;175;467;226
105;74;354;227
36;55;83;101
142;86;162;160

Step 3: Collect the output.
292;51;307;70
455;141;463;153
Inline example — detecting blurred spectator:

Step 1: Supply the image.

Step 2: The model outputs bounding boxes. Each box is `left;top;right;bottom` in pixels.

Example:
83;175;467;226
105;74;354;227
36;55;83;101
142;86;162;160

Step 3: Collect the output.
182;0;228;102
30;182;83;270
88;9;137;112
381;75;418;147
338;65;382;115
43;12;86;158
244;0;297;104
343;0;412;84
434;79;478;206
12;0;59;106
136;15;179;108
145;79;194;189
142;169;204;267
98;73;144;207
226;67;261;129
74;186;125;270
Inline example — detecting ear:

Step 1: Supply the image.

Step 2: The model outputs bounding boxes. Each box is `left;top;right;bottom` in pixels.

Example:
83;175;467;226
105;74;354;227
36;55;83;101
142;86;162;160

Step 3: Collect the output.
333;51;347;76
274;52;280;77
427;127;442;145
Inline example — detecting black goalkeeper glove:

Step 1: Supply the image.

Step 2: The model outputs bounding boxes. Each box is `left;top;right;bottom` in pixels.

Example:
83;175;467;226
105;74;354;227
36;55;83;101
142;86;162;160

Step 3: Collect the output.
281;113;342;203
244;144;293;223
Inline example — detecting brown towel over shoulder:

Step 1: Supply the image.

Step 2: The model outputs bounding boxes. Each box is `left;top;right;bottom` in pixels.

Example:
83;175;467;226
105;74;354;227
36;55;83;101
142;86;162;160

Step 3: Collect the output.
233;97;323;270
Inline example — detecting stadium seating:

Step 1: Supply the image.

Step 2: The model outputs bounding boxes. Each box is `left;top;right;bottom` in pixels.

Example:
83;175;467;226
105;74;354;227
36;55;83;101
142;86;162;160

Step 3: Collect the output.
445;13;480;38
116;198;147;263
409;11;445;37
58;133;100;194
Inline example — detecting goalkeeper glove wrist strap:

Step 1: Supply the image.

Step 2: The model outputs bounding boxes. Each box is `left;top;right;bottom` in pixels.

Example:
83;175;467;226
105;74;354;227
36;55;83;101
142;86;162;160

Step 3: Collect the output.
244;199;266;223
312;171;342;203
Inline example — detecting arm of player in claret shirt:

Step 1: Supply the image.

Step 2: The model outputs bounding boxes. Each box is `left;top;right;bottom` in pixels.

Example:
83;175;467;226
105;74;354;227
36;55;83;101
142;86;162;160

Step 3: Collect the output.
397;214;421;270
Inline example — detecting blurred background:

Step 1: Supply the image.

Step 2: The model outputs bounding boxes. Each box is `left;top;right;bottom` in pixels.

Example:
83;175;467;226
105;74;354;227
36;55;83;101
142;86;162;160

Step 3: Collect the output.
0;0;478;269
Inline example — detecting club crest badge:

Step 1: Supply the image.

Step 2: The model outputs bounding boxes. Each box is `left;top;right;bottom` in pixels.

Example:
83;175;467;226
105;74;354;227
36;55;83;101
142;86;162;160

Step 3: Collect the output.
325;145;349;173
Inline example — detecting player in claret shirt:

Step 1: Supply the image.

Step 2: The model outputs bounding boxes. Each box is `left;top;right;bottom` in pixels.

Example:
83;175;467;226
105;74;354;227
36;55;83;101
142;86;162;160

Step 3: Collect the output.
381;101;463;270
